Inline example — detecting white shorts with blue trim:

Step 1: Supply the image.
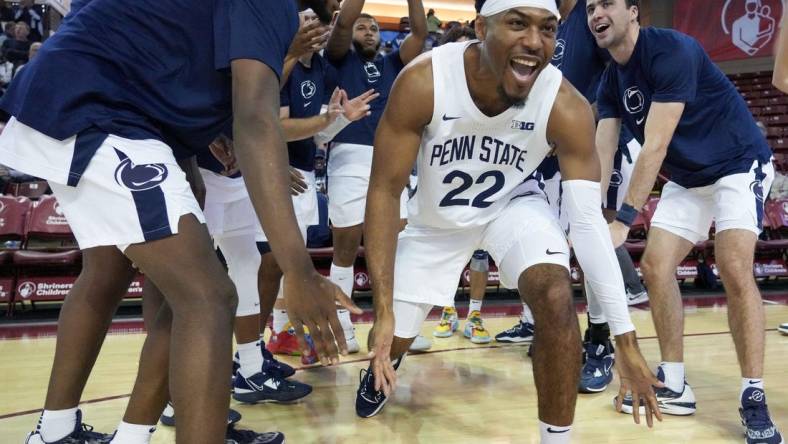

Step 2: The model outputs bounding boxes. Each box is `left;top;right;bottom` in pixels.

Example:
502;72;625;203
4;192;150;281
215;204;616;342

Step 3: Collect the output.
393;193;570;309
604;138;642;211
650;159;775;244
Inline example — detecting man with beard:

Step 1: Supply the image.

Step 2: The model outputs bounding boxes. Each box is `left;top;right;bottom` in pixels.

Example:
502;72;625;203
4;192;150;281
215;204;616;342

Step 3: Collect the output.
323;0;428;352
1;0;355;443
356;1;662;441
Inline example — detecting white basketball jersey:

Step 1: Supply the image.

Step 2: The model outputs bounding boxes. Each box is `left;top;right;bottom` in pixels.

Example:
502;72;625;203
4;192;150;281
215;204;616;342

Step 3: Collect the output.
407;41;563;229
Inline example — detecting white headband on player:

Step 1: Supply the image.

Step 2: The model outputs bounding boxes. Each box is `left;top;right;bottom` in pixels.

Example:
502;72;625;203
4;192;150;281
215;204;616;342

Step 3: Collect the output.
480;0;561;20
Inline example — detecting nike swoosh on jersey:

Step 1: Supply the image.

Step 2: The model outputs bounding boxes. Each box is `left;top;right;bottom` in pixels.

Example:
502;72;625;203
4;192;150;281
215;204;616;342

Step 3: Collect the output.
545;249;566;255
304;101;312;108
636;116;645;125
442;114;461;121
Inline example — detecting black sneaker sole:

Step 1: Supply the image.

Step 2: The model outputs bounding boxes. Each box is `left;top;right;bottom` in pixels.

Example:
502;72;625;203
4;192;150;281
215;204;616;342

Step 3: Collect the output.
232;387;312;404
356;397;389;418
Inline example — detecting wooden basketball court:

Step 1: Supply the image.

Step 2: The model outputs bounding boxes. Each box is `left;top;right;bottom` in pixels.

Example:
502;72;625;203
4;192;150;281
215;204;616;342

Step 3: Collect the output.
1;294;787;443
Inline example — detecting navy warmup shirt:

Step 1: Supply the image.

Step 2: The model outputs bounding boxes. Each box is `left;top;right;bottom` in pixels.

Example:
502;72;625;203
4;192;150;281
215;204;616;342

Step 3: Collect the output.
597;28;772;188
281;53;334;171
1;0;298;183
329;49;405;146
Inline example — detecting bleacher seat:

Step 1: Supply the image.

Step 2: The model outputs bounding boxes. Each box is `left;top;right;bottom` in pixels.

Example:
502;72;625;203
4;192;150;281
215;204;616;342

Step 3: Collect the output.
0;196;32;245
24;195;77;249
4;180;49;199
12;250;82;267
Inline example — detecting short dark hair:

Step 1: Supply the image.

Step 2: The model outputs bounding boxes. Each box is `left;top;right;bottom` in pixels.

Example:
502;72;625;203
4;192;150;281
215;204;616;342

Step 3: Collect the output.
358;13;378;23
474;0;561;14
440;25;477;45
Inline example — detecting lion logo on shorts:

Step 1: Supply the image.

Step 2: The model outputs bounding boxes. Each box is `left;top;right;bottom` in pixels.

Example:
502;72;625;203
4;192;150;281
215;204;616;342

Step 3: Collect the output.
113;149;169;192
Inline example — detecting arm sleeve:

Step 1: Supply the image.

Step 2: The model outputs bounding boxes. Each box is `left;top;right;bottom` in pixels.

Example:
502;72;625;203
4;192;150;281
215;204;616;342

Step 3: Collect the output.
562;179;635;336
650;37;699;103
596;68;621;119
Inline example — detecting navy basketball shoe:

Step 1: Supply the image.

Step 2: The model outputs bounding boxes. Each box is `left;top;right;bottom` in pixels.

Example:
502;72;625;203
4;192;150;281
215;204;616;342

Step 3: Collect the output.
578;340;615;393
740;386;784;444
159;401;242;427
26;410;112;443
225;425;285;444
355;356;404;418
232;342;296;380
494;320;534;343
616;365;696;416
233;369;312;404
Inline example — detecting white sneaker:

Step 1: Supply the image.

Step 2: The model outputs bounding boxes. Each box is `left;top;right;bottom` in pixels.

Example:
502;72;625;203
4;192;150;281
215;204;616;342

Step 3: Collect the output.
778;323;788;335
409;335;432;352
345;330;360;354
626;290;649;305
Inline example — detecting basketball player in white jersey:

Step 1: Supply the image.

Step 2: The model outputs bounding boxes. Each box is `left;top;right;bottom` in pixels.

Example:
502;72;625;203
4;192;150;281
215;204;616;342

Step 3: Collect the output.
355;0;662;439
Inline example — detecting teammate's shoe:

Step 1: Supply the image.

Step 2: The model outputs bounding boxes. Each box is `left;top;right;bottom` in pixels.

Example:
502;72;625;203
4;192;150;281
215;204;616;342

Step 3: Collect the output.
267;323;317;365
225;425;285;444
617;366;697;416
159;402;242;427
578;340;615;393
494;320;535;343
26;410;111;443
355;357;404;418
778;323;788;335
409;334;432;352
233;370;312;404
626;290;649;305
740;387;784;444
463;310;491;344
433;307;459;338
232;346;296;380
344;327;361;354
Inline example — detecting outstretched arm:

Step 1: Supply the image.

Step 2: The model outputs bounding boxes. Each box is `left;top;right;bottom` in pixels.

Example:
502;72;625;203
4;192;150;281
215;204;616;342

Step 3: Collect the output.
326;0;365;62
364;54;433;394
774;14;788;92
398;0;428;65
551;81;662;427
232;59;360;365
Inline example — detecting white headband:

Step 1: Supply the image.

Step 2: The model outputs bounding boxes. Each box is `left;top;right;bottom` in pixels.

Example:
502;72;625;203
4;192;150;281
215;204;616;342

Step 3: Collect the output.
480;0;561;20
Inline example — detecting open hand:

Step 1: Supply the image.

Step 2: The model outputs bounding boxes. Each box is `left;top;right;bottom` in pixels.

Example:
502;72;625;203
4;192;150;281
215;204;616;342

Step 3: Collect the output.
367;314;397;396
614;332;664;427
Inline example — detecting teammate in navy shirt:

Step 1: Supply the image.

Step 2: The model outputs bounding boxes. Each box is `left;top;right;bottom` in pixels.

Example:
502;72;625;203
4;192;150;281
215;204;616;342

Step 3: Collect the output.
590;1;782;441
322;0;428;345
0;1;359;442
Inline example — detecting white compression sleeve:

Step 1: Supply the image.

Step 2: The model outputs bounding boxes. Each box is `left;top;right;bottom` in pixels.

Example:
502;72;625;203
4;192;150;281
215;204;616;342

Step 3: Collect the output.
314;113;351;146
562;180;635;336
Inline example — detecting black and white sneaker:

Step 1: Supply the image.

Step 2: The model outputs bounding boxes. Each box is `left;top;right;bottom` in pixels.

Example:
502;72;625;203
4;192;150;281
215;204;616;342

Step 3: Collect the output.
233;343;296;380
233;370;312;404
225;425;285;444
616;366;696;416
159;402;242;427
26;410;111;443
355;356;403;418
626;290;649;305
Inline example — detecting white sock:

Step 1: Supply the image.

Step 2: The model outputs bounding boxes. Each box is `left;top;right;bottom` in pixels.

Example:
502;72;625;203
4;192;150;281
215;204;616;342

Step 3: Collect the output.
110;421;155;444
539;421;571;443
38;407;78;441
330;263;354;297
338;308;354;336
237;341;264;378
272;309;290;333
660;362;685;393
520;303;534;324
468;298;483;317
741;377;764;398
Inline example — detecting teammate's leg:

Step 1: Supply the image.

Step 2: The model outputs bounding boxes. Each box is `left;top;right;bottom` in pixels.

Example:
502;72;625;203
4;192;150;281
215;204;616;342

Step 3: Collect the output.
31;247;136;442
464;250;491;344
123;215;237;444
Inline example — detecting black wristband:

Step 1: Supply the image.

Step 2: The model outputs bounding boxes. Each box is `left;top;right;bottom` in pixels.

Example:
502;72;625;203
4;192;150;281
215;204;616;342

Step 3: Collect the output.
615;203;639;227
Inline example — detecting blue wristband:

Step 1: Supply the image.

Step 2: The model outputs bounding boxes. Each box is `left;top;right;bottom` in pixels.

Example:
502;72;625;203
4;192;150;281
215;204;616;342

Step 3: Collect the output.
615;203;638;227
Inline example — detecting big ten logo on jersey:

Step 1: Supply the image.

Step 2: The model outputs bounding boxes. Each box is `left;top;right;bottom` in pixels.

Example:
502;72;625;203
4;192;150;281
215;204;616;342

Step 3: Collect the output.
363;61;381;83
300;80;317;100
723;0;782;56
551;39;566;67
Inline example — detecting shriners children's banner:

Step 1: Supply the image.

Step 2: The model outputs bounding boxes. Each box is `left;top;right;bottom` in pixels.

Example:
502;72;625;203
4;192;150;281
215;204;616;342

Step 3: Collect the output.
673;0;784;61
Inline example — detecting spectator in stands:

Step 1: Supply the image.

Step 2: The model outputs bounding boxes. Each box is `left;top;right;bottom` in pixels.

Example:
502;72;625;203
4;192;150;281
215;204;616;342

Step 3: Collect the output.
439;25;475;45
0;22;16;47
13;0;43;42
13;41;41;77
426;8;442;33
1;22;32;68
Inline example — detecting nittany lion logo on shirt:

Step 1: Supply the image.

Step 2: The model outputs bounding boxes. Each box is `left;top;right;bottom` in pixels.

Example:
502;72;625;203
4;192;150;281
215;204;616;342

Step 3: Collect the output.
364;62;381;83
113;149;169;192
610;169;624;186
300;80;317;100
750;178;765;202
623;86;645;114
551;39;566;67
